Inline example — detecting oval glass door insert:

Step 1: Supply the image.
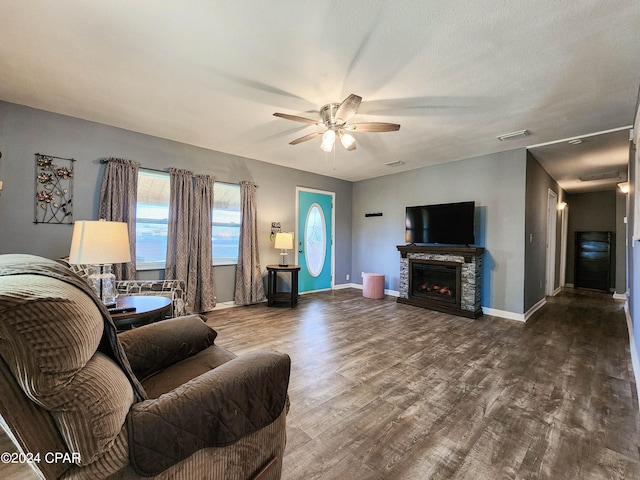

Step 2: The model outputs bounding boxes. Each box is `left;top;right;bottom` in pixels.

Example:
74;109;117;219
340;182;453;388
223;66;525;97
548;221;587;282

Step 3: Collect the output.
304;203;326;277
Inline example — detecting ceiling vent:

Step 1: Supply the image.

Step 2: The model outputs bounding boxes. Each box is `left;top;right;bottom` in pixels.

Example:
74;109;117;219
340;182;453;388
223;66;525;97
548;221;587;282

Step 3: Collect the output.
579;171;621;182
497;129;530;141
384;160;404;167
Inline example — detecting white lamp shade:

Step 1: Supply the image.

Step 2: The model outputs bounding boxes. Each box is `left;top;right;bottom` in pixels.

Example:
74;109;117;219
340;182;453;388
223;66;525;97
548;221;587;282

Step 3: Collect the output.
320;129;335;152
340;132;355;149
274;232;294;250
69;220;132;265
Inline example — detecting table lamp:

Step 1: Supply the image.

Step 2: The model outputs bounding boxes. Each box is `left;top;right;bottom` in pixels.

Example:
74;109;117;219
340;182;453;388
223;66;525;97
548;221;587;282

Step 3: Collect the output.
68;220;131;307
274;232;294;267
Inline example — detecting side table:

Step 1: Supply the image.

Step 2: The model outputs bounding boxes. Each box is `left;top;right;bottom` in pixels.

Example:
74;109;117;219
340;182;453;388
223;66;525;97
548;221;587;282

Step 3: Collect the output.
266;265;301;307
109;295;172;331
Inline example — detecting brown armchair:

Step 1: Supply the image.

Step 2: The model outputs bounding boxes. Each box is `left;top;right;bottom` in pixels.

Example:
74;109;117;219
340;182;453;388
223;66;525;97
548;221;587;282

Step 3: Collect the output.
0;254;290;480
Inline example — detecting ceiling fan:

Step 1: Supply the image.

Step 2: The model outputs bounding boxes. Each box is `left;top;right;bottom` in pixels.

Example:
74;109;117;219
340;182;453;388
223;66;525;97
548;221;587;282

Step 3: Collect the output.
273;94;400;152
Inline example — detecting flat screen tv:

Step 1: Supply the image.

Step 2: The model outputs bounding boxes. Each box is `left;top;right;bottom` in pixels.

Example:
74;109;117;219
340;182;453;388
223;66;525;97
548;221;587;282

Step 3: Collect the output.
405;201;475;245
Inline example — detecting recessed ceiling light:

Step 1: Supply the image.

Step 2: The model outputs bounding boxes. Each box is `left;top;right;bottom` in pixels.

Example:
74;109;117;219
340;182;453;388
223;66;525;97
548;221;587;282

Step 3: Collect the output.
568;139;583;145
497;129;530;141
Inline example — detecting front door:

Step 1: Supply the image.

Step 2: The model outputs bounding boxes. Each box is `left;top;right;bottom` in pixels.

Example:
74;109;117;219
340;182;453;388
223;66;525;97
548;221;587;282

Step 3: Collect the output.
296;187;334;293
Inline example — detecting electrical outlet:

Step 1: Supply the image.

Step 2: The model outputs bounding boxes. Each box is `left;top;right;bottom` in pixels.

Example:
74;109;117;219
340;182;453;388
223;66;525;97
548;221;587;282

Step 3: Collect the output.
346;274;350;281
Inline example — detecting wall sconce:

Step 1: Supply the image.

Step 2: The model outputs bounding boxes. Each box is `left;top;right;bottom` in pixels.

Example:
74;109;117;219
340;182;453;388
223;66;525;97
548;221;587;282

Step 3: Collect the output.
618;182;630;194
558;202;567;210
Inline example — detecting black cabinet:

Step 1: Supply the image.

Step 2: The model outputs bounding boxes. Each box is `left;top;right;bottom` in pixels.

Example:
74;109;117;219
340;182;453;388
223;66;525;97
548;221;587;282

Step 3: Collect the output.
574;231;612;292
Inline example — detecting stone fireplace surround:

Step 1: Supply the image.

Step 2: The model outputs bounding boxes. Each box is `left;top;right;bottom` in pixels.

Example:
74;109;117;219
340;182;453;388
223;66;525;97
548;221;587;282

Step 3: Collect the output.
397;245;484;318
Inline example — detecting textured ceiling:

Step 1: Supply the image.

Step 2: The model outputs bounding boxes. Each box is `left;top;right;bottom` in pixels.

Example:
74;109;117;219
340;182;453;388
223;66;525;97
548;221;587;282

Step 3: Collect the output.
1;1;639;187
529;128;631;193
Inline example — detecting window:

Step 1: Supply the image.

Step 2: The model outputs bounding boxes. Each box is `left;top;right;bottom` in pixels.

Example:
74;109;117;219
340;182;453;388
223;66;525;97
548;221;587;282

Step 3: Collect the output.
212;182;240;265
304;203;326;277
136;170;170;270
135;170;240;270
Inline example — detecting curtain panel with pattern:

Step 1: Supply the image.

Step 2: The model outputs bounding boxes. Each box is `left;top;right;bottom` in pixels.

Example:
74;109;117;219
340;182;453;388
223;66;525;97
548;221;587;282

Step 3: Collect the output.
165;168;216;312
98;158;140;280
234;181;265;305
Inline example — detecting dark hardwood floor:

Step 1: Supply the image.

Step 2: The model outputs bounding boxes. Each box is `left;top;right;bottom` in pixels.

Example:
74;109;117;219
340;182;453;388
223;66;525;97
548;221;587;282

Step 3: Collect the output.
1;288;638;479
207;288;640;480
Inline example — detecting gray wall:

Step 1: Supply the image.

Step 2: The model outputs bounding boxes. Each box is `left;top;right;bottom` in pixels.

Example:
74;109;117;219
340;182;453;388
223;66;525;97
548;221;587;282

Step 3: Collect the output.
564;190;617;290
351;149;528;315
4;100;603;317
0;101;353;302
524;152;566;311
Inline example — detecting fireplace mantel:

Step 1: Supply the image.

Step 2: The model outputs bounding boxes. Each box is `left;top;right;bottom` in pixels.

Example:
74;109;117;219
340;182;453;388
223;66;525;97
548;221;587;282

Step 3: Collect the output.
397;245;485;263
397;245;484;318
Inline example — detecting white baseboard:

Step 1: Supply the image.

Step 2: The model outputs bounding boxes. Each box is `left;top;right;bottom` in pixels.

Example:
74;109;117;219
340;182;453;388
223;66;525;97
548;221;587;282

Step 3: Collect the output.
525;297;547;321
211;300;240;310
613;291;628;300
482;307;526;322
482;297;546;323
334;283;399;297
333;282;359;290
338;284;532;322
624;301;640;412
300;287;332;295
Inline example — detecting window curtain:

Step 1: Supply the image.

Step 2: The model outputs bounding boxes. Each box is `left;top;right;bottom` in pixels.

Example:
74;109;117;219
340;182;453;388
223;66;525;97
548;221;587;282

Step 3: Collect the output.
188;174;216;312
98;157;139;280
165;168;216;312
235;181;266;305
165;168;192;288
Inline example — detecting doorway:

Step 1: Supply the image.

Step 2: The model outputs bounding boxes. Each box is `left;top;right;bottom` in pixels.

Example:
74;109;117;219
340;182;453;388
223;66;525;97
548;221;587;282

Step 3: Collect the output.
295;187;335;293
559;203;568;288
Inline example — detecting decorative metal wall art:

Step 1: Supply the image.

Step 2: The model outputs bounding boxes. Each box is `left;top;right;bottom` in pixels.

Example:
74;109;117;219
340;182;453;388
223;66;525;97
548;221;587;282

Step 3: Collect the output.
34;153;75;224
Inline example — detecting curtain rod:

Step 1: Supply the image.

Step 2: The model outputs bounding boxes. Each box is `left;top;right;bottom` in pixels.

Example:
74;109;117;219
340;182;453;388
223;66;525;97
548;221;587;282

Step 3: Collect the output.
99;158;166;174
99;159;238;185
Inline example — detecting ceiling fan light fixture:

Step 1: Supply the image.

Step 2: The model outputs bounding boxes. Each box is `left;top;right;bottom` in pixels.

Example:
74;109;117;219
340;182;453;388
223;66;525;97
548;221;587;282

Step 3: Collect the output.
320;129;335;152
273;93;400;153
340;132;355;149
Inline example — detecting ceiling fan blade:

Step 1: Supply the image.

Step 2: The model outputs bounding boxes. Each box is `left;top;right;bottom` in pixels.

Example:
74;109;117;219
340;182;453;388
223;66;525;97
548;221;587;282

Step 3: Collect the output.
289;131;323;145
335;94;362;124
347;122;401;132
273;112;319;125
